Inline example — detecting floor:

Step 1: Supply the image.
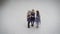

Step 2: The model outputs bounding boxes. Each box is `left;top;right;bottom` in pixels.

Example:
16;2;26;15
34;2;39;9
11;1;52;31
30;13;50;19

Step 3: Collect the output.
0;0;60;34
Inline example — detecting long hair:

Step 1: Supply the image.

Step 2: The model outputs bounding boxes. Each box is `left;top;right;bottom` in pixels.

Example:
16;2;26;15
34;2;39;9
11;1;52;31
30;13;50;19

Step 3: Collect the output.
36;10;40;17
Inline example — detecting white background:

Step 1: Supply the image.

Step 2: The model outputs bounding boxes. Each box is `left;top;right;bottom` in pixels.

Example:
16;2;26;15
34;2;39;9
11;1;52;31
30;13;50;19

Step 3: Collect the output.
0;0;60;34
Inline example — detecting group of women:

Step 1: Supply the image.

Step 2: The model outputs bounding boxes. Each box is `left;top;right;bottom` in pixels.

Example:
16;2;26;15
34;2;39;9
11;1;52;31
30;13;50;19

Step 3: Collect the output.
27;9;41;28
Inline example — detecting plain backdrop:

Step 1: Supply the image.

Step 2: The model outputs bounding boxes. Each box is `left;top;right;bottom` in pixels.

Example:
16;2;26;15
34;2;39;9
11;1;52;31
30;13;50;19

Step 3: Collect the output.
0;0;60;34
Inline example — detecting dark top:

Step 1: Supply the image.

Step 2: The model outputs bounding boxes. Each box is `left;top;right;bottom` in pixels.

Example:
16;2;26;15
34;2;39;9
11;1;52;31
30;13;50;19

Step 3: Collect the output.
31;12;35;17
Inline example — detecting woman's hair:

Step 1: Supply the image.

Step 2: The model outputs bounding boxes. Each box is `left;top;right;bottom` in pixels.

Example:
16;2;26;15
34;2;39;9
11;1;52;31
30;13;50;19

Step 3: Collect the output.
36;10;40;17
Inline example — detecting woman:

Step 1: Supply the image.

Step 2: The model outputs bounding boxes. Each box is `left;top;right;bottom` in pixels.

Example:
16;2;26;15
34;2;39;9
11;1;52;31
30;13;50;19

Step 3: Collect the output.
31;9;35;27
27;10;31;28
35;10;41;28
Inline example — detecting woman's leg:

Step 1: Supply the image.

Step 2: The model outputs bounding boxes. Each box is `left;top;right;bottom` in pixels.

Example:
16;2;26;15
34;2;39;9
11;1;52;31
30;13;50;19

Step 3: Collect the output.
28;21;30;28
31;21;34;27
36;22;39;28
31;17;35;27
33;21;34;27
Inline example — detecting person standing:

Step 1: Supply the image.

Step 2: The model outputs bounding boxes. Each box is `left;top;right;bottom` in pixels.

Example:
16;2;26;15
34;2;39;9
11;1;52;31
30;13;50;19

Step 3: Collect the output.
35;10;41;28
31;9;35;27
27;10;31;28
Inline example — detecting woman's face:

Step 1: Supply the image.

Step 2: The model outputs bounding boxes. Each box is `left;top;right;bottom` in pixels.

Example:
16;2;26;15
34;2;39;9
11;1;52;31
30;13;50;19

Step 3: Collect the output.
32;9;34;12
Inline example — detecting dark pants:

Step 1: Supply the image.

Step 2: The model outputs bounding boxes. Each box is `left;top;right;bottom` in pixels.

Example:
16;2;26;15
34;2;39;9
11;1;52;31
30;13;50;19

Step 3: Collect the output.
28;21;34;28
31;21;34;27
27;17;35;28
31;17;35;27
28;21;30;28
27;18;31;28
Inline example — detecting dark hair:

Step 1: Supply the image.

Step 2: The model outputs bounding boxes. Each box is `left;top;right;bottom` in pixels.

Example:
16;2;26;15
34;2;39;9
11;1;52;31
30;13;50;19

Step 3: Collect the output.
36;10;40;17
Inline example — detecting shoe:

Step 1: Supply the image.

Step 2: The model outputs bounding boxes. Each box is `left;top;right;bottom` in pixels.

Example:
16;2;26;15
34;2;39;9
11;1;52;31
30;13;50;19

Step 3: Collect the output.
28;26;30;28
31;24;34;27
